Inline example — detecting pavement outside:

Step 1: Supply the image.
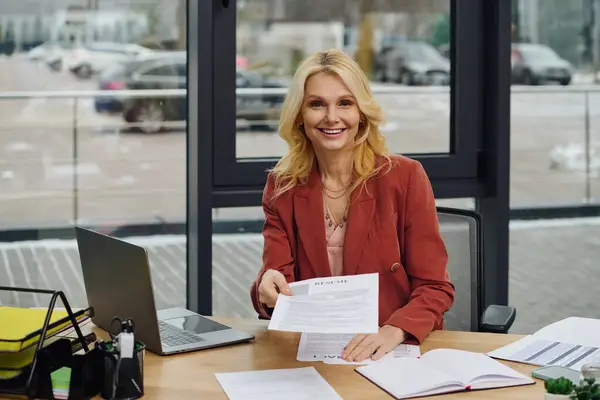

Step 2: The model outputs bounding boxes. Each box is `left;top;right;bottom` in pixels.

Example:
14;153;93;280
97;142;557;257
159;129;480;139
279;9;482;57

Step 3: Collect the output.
1;217;599;335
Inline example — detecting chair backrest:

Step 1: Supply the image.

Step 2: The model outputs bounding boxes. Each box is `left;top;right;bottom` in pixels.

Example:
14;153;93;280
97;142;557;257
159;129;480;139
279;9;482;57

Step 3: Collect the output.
436;207;483;332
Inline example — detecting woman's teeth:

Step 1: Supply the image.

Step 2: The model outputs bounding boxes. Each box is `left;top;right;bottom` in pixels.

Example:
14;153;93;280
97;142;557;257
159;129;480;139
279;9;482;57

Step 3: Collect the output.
320;128;344;135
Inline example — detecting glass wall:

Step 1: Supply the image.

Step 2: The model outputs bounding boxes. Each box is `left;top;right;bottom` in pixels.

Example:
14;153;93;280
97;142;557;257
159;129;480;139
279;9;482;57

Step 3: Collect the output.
508;0;600;334
0;0;187;309
510;0;600;208
209;0;486;319
235;0;452;159
211;199;473;320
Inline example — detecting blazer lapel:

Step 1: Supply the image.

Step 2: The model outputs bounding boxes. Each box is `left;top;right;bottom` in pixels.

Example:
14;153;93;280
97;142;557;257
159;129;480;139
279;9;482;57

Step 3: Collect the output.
293;166;332;278
343;180;375;276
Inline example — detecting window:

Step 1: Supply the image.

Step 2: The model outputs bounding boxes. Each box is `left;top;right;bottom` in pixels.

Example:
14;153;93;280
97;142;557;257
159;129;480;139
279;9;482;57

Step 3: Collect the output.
212;0;482;189
0;1;188;309
192;0;511;314
508;0;599;334
210;199;475;319
509;1;598;208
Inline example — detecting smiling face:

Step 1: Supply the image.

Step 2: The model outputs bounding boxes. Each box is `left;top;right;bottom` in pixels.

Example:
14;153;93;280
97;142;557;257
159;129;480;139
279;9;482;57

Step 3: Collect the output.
298;71;362;154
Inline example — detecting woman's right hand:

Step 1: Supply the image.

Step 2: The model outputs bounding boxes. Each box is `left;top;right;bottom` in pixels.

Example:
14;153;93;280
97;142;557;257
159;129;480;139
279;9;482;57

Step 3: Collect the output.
258;269;292;308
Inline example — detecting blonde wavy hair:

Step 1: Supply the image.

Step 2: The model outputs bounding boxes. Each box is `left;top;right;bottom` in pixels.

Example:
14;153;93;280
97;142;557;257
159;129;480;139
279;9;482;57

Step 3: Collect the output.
270;49;391;200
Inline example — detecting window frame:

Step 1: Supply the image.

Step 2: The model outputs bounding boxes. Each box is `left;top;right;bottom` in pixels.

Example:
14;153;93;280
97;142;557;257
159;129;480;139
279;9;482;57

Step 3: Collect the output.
211;0;483;189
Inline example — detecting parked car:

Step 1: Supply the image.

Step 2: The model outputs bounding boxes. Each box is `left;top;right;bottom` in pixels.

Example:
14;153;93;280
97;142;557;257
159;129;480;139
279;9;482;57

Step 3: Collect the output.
28;41;73;62
35;41;78;71
511;43;572;85
373;41;450;85
93;51;186;133
95;52;287;133
62;42;154;79
235;69;287;127
94;56;158;114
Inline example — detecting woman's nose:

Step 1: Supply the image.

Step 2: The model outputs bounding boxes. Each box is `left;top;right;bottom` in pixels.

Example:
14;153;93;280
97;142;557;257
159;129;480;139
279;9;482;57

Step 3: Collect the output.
325;107;339;123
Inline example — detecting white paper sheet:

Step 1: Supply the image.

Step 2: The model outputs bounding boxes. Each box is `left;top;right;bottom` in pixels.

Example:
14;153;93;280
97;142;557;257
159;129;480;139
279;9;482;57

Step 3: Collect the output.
214;367;343;400
487;317;600;371
297;332;421;365
392;343;423;359
268;273;379;334
533;317;600;347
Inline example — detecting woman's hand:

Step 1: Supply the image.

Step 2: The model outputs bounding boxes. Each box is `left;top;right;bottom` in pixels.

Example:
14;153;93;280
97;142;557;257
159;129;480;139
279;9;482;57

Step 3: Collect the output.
342;325;406;362
257;269;292;308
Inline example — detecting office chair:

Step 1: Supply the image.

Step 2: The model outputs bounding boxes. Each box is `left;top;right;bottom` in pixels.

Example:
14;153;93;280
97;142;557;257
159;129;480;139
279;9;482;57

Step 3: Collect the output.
437;206;516;334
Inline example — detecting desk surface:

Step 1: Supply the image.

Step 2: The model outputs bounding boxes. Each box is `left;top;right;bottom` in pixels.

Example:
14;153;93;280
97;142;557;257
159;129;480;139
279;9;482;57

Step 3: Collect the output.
128;318;543;399
2;318;544;399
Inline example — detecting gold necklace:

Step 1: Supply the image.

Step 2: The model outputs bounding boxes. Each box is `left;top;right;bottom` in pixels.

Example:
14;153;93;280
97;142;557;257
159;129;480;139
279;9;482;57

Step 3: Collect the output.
322;188;348;200
321;180;350;193
324;193;350;228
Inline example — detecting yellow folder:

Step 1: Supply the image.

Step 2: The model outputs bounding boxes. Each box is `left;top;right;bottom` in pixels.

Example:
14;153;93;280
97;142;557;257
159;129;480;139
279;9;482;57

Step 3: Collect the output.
0;307;89;353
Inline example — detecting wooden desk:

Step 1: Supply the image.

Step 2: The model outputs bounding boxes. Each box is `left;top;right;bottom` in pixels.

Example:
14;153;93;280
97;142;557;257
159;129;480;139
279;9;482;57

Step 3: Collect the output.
1;318;544;399
121;318;543;399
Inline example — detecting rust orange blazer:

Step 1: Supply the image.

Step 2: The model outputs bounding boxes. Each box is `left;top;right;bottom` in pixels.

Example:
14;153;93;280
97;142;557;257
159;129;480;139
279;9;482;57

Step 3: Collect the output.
249;154;455;344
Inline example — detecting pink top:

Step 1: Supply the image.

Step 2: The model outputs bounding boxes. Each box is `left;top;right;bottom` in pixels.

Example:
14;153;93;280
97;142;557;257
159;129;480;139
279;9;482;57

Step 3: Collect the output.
258;201;346;316
324;202;346;276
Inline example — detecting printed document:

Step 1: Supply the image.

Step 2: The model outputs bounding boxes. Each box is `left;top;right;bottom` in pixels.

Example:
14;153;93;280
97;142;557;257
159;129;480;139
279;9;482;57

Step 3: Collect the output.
489;337;600;371
268;273;379;334
533;317;600;347
296;332;421;365
488;317;600;371
215;367;342;400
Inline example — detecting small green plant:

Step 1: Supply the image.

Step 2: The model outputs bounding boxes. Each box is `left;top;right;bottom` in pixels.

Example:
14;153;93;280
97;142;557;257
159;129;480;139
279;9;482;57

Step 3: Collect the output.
571;378;600;400
545;377;575;395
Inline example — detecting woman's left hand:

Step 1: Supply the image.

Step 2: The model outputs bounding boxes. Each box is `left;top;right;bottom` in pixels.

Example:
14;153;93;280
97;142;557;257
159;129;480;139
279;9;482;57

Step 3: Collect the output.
342;325;406;362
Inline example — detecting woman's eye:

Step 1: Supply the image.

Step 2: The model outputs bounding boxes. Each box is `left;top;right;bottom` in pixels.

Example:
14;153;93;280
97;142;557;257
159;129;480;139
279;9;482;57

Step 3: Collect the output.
310;101;323;107
339;100;352;106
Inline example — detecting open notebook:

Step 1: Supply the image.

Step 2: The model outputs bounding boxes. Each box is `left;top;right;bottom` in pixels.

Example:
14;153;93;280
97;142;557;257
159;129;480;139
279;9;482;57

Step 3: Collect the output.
355;348;535;399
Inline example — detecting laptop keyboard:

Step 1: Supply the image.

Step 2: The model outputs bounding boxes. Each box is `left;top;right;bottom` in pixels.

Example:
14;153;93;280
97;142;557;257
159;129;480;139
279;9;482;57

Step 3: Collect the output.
159;321;204;347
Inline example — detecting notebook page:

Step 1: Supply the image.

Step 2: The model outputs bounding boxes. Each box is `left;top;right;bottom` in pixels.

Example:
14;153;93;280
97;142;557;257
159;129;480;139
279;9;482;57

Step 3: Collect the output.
422;349;531;386
356;357;463;398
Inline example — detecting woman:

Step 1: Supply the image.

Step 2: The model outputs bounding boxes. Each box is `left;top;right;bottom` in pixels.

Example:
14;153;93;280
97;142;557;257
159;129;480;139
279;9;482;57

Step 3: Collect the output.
249;49;455;362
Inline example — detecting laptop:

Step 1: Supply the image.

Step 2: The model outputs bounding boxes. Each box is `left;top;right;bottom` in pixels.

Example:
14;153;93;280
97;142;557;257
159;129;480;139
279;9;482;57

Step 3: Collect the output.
75;226;255;355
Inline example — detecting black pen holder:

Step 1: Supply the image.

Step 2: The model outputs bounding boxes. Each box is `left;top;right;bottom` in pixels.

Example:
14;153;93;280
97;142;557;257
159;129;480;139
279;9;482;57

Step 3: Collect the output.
98;341;145;400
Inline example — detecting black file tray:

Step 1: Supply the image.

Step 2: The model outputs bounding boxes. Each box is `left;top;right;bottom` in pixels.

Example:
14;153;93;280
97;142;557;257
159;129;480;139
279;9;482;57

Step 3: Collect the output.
0;286;104;400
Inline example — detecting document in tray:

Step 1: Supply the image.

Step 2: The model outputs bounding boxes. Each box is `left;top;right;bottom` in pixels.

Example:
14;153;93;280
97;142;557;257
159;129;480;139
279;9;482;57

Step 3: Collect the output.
487;317;600;371
355;349;534;399
268;273;379;334
215;366;342;400
297;332;421;365
0;306;90;353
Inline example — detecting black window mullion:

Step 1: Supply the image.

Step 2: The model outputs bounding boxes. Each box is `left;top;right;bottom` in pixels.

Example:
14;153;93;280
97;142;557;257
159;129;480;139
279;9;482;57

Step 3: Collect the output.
212;0;482;190
187;0;213;315
213;0;237;174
